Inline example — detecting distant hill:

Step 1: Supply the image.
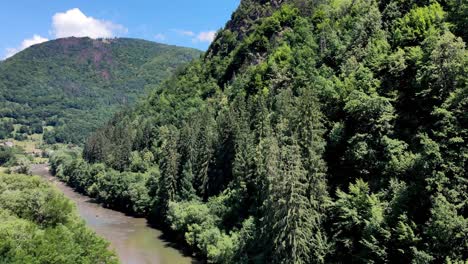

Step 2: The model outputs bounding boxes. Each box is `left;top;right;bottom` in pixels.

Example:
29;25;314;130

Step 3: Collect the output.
0;37;201;143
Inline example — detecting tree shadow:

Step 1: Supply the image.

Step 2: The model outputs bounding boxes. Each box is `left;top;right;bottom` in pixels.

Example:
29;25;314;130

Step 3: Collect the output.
147;222;204;264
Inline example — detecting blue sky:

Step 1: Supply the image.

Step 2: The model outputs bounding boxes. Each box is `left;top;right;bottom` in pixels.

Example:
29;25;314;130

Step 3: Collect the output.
1;0;241;58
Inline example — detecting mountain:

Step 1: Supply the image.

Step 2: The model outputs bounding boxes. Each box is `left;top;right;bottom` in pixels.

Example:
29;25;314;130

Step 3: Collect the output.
52;0;467;263
0;37;201;143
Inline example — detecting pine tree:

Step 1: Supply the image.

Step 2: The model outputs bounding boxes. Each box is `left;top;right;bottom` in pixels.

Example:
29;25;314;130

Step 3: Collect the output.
264;135;319;264
191;107;217;199
294;88;331;263
425;194;468;262
332;179;390;263
231;98;256;199
157;125;180;215
179;160;197;201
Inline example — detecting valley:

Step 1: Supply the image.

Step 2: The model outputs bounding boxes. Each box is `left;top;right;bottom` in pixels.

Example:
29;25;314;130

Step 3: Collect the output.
1;0;466;263
30;164;195;264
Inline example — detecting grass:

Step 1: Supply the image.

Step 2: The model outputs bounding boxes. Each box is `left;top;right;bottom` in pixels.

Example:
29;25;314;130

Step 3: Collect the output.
2;130;48;166
7;132;44;154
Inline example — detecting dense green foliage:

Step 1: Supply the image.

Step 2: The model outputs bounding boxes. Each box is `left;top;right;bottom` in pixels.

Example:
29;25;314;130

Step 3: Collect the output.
52;0;467;263
0;37;201;143
0;143;37;174
0;146;14;166
0;173;118;263
0;120;14;139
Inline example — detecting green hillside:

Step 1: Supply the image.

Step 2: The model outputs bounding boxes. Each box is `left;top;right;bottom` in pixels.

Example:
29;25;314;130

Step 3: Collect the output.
52;0;466;263
0;37;201;143
0;173;117;263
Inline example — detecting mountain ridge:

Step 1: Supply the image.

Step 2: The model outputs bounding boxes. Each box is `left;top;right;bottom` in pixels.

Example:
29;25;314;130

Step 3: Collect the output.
0;37;202;143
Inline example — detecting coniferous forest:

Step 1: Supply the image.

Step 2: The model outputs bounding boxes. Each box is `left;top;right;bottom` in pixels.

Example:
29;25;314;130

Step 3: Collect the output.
12;0;468;263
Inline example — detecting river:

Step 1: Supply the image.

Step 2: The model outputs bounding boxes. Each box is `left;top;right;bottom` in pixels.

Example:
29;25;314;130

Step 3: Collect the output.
30;164;196;264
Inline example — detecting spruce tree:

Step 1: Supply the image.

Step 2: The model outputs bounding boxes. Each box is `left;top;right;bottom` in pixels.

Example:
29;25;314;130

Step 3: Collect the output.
157;125;180;215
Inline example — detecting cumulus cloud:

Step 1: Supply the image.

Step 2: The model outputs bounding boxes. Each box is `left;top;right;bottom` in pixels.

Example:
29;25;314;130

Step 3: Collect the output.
3;8;127;59
174;29;216;43
52;8;127;38
194;31;216;43
174;29;195;37
154;33;166;41
4;34;49;59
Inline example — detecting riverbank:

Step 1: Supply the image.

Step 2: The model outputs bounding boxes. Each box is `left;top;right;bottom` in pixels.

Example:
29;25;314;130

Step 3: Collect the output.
30;164;196;264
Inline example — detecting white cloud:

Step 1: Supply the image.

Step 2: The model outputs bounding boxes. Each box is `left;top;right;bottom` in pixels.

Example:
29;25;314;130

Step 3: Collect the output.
174;29;195;37
154;33;166;41
4;34;49;59
194;31;216;43
22;35;49;49
3;8;127;59
52;8;127;38
173;29;216;44
4;49;17;59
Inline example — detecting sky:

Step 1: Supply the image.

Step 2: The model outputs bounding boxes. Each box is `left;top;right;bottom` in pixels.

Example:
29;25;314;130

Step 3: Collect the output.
1;0;241;59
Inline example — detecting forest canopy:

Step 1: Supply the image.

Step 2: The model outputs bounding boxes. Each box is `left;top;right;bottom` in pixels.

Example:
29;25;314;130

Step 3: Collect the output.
51;0;467;263
0;173;118;263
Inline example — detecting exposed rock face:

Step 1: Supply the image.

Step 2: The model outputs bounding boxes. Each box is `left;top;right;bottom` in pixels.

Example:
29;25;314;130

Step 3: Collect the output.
227;0;289;34
207;0;316;59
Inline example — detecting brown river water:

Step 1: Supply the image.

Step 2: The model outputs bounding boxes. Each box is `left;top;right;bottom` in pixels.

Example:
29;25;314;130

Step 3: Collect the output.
30;164;197;264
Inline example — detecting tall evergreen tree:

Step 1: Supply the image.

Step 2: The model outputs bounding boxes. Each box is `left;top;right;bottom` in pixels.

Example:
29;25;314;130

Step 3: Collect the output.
157;125;181;215
331;179;391;263
179;160;197;201
267;140;318;264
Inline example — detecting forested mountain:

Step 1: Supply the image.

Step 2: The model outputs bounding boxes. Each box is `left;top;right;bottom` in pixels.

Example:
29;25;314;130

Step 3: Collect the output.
0;37;201;143
52;0;467;263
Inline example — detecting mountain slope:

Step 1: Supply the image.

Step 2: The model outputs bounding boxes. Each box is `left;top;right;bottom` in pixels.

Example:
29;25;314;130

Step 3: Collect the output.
0;37;201;143
53;0;467;263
